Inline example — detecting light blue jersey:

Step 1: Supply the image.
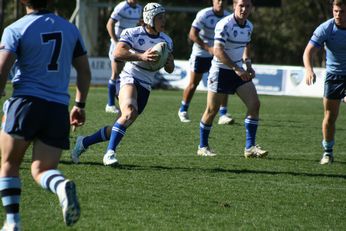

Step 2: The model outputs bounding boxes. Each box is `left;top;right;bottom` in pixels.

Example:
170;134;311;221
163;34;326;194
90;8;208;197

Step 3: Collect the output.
191;7;231;58
310;18;346;75
212;14;253;70
119;26;173;91
1;10;87;105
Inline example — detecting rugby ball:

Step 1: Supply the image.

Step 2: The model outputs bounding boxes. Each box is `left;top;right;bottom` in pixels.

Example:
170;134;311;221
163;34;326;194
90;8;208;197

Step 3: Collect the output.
141;42;169;71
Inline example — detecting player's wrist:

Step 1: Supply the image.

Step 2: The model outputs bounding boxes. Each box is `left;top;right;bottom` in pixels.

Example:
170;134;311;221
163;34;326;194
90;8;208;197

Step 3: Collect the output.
232;66;241;72
74;101;86;109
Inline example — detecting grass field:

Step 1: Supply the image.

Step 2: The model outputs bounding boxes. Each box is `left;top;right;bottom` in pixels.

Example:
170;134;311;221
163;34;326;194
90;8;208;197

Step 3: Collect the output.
1;87;346;230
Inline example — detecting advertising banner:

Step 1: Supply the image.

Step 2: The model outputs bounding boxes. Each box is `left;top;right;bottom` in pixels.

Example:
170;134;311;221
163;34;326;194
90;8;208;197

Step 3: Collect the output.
70;58;325;98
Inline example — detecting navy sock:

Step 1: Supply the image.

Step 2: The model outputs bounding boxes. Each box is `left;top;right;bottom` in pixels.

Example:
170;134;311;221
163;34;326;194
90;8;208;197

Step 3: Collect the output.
107;122;126;152
83;126;109;149
244;117;258;149
107;79;117;106
199;121;212;148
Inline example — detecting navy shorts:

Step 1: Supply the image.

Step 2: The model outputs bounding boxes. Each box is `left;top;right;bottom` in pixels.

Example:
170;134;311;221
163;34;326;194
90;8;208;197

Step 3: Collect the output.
118;77;150;115
134;80;150;115
2;96;70;149
189;56;213;74
324;73;346;99
208;67;251;94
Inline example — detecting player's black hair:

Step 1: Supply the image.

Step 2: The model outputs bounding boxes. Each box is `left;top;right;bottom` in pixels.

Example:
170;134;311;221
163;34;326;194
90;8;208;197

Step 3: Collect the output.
20;0;48;9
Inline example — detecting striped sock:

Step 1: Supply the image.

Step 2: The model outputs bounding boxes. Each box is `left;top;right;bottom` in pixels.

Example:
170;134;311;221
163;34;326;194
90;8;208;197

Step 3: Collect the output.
83;126;109;149
244;117;258;149
39;169;65;194
219;106;228;116
199;122;212;148
179;101;189;112
322;140;334;154
0;177;21;225
107;122;126;152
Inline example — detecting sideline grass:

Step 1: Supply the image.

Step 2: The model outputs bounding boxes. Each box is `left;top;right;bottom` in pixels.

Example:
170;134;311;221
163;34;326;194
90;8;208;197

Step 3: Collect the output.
1;87;346;230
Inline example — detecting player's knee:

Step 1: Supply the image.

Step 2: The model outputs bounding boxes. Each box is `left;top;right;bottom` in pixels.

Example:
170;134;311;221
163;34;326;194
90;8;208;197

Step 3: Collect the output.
121;106;138;126
250;99;260;112
205;106;218;118
324;111;338;123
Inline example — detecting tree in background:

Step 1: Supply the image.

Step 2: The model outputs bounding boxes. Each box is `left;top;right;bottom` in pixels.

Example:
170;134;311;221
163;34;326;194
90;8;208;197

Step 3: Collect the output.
0;0;331;67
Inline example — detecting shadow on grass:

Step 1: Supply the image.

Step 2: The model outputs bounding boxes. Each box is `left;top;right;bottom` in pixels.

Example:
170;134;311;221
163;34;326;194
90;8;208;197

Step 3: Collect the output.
59;160;346;180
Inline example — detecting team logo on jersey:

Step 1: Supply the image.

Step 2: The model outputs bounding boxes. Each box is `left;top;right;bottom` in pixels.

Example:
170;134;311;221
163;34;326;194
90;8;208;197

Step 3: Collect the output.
128;10;132;15
233;30;238;37
210;19;215;26
138;39;145;46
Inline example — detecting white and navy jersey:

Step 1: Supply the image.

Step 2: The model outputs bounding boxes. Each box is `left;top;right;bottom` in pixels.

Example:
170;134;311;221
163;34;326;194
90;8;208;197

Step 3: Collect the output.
119;26;173;91
110;1;142;38
310;18;346;75
191;7;231;58
0;10;87;105
212;14;253;70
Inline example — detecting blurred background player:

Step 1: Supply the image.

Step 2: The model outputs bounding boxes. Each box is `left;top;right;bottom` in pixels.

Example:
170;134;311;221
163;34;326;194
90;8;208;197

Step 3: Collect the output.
105;0;142;113
178;0;234;124
303;0;346;164
198;0;268;158
71;2;174;166
0;0;91;229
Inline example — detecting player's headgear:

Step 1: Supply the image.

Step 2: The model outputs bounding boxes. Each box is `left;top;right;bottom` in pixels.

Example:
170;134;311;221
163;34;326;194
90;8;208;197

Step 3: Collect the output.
143;3;166;27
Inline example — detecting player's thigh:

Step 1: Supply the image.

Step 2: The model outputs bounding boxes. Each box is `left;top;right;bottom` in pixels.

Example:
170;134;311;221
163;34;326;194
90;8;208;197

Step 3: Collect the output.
0;132;30;177
31;139;62;178
206;91;223;114
323;98;340;120
236;81;259;109
189;71;203;86
118;84;138;112
202;91;223;123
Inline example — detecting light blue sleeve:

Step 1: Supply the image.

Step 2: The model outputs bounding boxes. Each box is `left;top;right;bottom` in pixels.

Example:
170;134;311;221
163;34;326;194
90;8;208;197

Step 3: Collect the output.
1;27;19;54
310;21;330;48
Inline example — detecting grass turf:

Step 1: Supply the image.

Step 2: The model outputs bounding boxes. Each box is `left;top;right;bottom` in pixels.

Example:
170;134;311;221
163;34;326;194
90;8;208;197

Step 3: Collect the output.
1;87;345;230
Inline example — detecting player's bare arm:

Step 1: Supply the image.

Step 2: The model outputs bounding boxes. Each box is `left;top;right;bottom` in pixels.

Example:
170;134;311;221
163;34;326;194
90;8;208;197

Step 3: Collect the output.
0;51;16;97
303;43;319;85
114;42;159;62
71;54;91;127
164;52;175;73
214;43;251;81
106;18;118;43
189;27;213;55
243;44;255;78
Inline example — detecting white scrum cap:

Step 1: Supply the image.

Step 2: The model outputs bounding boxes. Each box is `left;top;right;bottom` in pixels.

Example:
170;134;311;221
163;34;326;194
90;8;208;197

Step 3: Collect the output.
143;2;166;27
